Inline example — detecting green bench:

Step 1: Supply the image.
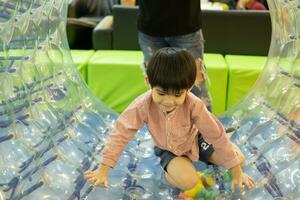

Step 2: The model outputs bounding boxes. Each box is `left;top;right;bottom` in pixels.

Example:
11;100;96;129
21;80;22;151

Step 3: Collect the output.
1;50;266;116
225;55;267;109
204;54;228;115
86;50;228;115
71;50;267;115
70;50;95;82
88;50;146;113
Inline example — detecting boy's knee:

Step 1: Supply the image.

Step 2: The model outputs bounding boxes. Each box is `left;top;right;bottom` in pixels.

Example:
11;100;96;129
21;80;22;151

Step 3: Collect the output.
167;158;199;190
165;171;199;190
182;174;199;190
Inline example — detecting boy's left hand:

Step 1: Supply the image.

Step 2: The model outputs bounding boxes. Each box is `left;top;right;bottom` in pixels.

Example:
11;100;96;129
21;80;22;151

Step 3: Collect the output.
230;165;255;192
195;58;204;86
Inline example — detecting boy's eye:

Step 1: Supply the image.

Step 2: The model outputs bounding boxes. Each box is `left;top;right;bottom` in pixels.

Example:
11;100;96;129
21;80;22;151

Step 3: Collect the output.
175;93;182;97
158;93;165;96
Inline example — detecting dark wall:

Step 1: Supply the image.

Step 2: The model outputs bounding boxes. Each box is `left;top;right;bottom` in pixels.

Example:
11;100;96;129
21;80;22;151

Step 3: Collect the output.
113;5;139;50
202;10;271;55
109;5;272;55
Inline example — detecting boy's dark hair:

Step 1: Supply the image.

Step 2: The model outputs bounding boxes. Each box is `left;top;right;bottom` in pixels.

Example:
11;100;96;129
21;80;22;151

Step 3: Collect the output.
146;47;196;93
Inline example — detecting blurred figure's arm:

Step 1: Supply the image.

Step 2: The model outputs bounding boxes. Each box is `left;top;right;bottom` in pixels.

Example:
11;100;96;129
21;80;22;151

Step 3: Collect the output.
120;0;136;6
236;0;251;9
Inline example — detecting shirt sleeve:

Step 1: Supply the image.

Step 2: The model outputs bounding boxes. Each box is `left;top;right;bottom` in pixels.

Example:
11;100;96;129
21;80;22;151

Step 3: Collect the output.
101;103;146;168
191;99;242;169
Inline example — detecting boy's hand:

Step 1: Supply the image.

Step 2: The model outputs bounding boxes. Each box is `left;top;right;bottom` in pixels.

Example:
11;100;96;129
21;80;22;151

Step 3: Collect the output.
230;165;255;192
84;164;110;188
195;58;204;86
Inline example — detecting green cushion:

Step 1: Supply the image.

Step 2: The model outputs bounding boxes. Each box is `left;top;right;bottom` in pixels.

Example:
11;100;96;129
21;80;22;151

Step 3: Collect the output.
225;55;267;109
70;50;95;82
204;54;228;116
88;50;228;115
88;50;147;113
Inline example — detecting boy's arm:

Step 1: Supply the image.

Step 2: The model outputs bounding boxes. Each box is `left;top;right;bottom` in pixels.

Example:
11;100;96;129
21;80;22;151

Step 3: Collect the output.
101;106;145;168
192;100;241;169
190;100;256;191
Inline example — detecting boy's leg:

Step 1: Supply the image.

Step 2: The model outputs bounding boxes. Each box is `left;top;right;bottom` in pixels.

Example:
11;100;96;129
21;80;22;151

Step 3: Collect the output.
165;156;199;190
162;134;215;190
154;146;199;190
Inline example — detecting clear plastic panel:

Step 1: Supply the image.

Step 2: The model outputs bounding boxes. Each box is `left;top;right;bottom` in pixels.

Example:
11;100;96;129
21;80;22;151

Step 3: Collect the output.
1;0;300;199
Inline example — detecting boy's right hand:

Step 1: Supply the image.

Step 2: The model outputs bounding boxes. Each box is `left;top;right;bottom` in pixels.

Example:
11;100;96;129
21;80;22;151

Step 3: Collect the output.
84;164;110;188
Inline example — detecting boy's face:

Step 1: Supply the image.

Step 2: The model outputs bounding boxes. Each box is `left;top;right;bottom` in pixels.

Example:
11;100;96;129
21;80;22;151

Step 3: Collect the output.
151;87;188;113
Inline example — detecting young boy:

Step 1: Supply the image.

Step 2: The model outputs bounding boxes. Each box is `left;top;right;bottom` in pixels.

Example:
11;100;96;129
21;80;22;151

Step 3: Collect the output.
84;47;255;199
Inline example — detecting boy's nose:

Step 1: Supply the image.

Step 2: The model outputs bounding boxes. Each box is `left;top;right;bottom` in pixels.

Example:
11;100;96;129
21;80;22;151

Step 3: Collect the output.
163;96;174;104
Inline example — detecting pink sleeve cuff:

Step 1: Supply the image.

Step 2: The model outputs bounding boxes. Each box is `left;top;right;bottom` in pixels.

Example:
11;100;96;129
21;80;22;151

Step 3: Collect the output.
222;144;243;169
222;156;241;169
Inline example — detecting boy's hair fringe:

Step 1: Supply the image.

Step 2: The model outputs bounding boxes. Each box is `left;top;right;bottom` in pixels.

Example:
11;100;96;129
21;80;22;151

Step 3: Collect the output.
146;47;196;93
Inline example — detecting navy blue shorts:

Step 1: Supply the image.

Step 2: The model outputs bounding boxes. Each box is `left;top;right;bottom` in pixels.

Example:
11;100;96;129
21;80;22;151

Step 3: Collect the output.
154;134;214;172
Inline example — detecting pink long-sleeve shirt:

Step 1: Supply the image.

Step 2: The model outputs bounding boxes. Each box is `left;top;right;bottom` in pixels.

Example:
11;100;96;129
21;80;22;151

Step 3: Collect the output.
102;90;241;169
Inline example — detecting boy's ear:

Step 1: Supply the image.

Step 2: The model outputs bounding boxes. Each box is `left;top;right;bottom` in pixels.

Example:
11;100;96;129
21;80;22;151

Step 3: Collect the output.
144;77;152;89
